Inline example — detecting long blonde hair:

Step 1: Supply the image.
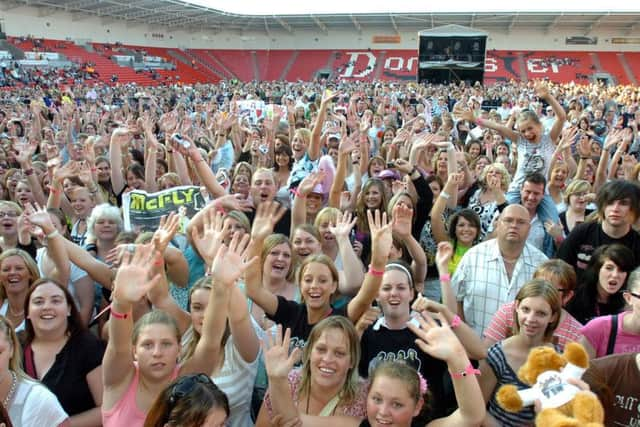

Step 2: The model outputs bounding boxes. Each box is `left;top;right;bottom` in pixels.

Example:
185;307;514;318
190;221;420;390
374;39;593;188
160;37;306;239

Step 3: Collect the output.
0;315;29;380
0;249;39;301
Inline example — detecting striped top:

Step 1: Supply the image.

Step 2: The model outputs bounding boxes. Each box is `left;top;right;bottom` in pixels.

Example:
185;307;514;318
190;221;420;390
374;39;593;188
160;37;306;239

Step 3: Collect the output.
483;302;583;351
486;342;535;427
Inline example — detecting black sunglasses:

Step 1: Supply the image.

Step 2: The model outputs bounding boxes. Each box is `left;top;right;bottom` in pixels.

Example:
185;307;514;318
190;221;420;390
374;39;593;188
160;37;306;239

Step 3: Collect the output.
168;373;214;406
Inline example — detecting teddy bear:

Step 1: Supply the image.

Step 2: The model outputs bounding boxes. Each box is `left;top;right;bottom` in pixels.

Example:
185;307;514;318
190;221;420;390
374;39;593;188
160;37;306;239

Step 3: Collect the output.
496;341;605;427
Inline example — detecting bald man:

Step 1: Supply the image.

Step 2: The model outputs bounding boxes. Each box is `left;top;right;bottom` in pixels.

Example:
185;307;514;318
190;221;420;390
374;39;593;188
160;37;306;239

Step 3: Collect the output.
451;204;548;335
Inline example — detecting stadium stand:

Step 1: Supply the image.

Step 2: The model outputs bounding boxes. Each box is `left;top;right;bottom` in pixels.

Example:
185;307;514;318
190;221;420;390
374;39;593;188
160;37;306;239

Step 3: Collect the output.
5;36;640;86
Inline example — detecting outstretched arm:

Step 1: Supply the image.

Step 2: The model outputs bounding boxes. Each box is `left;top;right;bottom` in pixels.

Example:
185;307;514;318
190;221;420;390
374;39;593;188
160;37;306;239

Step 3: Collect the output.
330;211;365;296
347;209;392;322
245;202;286;317
104;245;162;396
407;313;486;427
182;232;258;375
535;81;567;143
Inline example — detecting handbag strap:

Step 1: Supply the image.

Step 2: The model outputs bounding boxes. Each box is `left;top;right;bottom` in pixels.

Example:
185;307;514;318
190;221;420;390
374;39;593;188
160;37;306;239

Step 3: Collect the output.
606;314;619;356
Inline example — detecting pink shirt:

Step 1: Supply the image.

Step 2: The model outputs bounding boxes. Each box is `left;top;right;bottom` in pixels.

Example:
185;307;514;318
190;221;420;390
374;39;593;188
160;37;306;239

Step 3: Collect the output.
580;311;640;358
102;364;180;427
483;301;583;350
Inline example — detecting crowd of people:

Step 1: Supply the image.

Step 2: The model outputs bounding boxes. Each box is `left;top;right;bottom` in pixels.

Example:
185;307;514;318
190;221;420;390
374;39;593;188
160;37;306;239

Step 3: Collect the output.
0;75;637;427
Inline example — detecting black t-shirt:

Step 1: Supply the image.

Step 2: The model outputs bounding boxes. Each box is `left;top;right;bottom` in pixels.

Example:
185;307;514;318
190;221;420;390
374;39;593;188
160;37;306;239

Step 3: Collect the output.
359;322;453;421
267;295;347;351
558;209;594;237
556;221;640;278
565;298;623;326
23;331;105;416
245;205;292;237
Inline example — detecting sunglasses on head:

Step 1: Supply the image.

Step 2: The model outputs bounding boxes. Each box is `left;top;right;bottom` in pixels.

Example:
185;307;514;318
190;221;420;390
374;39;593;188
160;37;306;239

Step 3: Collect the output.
168;374;214;407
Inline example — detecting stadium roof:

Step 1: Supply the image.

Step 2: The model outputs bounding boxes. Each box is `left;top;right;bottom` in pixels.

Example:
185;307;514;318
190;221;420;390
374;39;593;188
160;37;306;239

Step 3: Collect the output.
8;0;640;35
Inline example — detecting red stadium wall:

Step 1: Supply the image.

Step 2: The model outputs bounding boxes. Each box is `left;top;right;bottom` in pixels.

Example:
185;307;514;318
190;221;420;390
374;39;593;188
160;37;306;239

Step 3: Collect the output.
6;37;639;85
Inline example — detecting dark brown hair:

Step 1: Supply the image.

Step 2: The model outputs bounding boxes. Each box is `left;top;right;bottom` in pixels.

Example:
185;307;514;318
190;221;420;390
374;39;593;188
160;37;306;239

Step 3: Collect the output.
23;278;86;346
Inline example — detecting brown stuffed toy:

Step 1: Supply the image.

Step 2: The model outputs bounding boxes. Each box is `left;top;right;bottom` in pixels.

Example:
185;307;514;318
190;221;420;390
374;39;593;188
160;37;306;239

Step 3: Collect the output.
496;342;605;427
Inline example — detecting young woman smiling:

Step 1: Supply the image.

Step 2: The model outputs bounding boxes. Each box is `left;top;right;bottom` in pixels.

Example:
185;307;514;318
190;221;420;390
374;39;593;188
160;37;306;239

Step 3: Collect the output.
22;278;104;427
357;248;486;423
102;233;255;427
245;201;391;349
0;203;69;332
264;316;486;427
256;317;368;426
478;279;562;426
148;221;261;427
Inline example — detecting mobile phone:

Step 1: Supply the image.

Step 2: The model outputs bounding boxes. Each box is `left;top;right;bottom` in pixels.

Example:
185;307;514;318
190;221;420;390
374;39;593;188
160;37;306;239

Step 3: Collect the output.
171;133;191;149
386;162;395;168
258;144;269;155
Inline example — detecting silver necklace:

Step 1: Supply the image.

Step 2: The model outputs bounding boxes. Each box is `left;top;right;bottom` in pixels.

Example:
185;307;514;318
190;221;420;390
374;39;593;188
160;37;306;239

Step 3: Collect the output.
3;371;16;408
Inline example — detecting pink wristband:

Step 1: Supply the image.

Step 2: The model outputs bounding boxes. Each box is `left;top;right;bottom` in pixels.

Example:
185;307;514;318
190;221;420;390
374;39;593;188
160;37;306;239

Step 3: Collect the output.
439;274;451;282
110;305;129;320
450;363;481;379
450;314;462;329
476;117;485;127
368;265;384;277
291;188;305;198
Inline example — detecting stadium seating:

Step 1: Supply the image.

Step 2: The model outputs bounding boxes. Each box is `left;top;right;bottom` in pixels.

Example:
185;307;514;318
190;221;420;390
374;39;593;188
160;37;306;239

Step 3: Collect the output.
5;37;640;86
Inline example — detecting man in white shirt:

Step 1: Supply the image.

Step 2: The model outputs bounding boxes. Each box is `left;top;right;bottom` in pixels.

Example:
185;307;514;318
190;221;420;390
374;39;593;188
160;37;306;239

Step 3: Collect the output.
451;204;548;335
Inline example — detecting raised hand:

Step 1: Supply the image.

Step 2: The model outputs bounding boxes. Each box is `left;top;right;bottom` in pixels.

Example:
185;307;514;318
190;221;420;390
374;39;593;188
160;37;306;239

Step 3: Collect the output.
152;212;181;255
534;80;550;99
453;105;475;123
407;311;466;363
262;325;301;380
557;126;578;151
368;209;393;257
576;133;591;159
391;179;406;195
338;134;356;156
296;171;324;198
112;244;162;305
14;139;37;165
213;194;253;212
355;305;381;336
359;116;371;133
604;129;622;151
544;220;563;240
392;203;413;238
23;203;55;234
328;210;357;240
209;231;257;287
339;191;352;211
393;158;413;175
111;127;132;144
251;201;286;241
435;241;453;274
191;209;228;266
486;172;503;193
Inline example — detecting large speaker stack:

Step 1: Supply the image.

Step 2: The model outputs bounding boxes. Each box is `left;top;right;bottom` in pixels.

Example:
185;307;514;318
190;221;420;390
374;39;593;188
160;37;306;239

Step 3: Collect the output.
417;24;488;85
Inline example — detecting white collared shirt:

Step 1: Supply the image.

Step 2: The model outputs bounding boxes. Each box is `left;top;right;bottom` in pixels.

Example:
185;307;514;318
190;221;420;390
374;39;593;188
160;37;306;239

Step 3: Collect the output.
451;238;548;336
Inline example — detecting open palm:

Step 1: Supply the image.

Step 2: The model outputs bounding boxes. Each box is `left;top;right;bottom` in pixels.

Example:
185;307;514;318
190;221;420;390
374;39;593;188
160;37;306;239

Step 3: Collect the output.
209;232;257;286
113;244;162;304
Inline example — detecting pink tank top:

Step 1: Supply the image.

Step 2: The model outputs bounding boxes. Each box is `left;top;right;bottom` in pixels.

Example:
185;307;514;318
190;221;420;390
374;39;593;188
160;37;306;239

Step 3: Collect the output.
102;365;180;427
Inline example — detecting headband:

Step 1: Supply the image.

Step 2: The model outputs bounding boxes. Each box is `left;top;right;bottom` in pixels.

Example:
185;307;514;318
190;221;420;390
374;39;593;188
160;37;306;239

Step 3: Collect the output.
385;262;414;289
